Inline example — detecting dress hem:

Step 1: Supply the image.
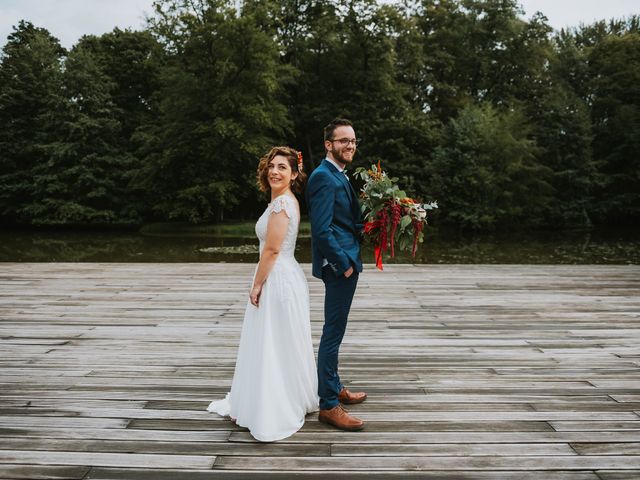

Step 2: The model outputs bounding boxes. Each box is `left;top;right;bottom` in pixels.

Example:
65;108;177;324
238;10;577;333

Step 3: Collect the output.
206;397;319;442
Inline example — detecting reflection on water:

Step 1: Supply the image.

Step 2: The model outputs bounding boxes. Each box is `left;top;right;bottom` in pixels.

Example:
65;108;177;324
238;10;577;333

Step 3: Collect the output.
0;227;638;264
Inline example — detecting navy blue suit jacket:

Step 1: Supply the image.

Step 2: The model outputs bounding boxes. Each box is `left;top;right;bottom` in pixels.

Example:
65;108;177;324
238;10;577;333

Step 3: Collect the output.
306;158;363;279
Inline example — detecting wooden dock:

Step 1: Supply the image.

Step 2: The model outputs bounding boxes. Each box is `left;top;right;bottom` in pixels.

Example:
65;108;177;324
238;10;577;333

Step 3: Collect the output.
1;263;640;479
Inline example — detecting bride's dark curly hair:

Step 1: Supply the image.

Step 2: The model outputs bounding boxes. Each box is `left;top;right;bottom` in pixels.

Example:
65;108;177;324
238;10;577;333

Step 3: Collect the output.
256;146;307;194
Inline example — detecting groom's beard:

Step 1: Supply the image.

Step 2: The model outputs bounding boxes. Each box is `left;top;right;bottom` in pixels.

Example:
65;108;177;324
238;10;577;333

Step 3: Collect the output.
330;146;355;165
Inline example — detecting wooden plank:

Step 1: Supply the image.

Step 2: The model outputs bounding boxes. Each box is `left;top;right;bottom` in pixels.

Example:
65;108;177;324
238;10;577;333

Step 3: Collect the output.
0;417;129;428
83;469;602;480
550;422;640;431
0;465;89;480
228;431;640;444
571;443;640;455
596;472;640;480
84;469;602;480
0;437;329;456
0;427;230;442
212;455;640;470
128;419;555;432
0;450;216;469
329;443;577;456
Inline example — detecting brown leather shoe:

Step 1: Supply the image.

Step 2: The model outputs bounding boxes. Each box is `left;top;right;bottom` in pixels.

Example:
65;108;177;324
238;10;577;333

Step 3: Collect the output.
338;387;367;405
318;404;364;431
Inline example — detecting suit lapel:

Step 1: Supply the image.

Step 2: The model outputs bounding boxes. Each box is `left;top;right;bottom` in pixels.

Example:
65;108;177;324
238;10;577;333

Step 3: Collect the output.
322;159;360;222
322;159;352;200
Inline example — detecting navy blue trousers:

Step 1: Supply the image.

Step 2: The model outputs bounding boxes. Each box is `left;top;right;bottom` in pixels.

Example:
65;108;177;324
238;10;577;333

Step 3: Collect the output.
318;265;359;410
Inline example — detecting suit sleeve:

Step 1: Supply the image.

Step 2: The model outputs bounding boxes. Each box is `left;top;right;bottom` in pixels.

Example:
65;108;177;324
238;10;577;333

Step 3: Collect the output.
307;171;352;275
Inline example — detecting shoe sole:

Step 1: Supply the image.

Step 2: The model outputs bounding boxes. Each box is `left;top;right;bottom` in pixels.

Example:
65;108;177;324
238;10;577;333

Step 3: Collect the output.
318;415;364;431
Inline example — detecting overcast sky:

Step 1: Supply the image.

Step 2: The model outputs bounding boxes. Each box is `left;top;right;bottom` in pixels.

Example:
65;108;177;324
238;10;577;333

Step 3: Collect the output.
1;0;638;49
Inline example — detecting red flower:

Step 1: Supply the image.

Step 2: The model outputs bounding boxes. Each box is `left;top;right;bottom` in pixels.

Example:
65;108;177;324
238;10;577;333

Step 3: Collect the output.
388;200;402;258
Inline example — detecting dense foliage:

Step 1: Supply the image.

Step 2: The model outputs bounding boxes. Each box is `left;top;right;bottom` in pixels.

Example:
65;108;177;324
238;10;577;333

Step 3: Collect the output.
0;1;638;229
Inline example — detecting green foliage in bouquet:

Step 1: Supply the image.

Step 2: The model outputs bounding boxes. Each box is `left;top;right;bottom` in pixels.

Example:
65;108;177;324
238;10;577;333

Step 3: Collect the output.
355;161;437;269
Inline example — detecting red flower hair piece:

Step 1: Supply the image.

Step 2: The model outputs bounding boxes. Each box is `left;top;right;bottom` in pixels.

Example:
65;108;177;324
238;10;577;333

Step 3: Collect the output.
297;151;304;171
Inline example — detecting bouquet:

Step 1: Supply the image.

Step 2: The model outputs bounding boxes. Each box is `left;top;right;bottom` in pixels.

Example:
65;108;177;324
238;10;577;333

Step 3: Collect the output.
355;161;437;270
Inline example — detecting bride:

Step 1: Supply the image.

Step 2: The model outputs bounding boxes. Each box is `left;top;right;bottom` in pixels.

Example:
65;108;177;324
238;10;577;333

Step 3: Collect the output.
206;146;319;441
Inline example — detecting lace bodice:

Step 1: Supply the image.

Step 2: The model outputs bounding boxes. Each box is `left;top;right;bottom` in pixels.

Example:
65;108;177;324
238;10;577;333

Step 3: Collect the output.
255;194;299;259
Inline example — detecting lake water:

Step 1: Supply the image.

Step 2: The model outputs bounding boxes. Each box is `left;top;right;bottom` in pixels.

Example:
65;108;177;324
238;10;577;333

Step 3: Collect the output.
1;226;638;264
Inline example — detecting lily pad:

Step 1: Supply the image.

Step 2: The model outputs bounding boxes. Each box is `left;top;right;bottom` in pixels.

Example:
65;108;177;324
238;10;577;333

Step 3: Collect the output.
199;245;259;254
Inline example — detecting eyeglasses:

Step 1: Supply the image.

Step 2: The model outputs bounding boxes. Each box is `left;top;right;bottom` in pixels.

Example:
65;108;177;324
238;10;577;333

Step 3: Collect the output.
330;138;361;147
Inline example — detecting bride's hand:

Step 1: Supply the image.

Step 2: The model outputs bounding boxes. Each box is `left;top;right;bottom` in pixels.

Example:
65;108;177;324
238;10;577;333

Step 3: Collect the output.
249;284;262;307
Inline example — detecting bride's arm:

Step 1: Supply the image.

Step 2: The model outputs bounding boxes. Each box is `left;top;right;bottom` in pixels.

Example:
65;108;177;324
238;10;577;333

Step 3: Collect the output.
249;209;290;307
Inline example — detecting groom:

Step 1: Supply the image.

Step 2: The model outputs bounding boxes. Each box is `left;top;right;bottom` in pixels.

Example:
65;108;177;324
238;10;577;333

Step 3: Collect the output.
306;118;367;431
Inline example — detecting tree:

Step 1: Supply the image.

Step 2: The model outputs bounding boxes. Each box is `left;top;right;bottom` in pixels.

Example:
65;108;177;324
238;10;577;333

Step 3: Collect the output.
135;0;294;222
414;0;553;118
529;82;595;227
516;27;597;228
73;30;166;222
18;43;138;225
75;29;164;151
427;103;552;229
0;21;66;224
588;32;640;224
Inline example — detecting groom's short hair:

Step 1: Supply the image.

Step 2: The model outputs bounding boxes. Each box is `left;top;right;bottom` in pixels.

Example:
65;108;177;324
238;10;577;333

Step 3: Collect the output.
324;118;353;142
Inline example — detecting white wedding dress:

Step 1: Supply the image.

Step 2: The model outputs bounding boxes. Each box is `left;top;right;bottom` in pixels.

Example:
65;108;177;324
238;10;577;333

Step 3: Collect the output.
207;194;319;441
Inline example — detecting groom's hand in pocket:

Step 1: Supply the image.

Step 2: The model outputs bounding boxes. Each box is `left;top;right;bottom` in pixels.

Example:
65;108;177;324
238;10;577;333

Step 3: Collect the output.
344;266;354;278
